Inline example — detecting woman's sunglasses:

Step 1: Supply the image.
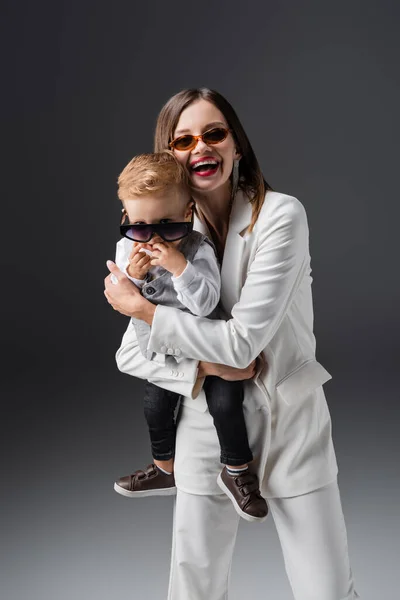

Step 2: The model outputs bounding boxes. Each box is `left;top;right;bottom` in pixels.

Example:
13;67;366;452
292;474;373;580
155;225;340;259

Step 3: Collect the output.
120;210;194;243
169;126;230;152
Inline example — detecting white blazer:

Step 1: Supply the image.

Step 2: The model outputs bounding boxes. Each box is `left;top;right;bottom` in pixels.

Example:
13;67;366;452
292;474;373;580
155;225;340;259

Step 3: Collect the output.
115;190;338;498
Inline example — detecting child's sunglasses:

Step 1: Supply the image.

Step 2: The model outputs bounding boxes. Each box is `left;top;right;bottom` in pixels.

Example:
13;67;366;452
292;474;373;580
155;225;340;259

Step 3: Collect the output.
169;126;230;152
120;210;194;243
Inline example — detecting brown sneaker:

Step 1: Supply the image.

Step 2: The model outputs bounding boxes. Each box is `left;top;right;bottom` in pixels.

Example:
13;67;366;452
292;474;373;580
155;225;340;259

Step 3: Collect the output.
114;464;176;498
217;467;268;523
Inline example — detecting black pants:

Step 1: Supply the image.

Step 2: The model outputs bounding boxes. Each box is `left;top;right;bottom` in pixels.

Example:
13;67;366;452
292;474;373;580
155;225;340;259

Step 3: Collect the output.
143;376;253;466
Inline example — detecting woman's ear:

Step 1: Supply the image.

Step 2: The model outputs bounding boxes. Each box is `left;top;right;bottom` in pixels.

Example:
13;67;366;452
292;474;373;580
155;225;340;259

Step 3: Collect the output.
233;148;242;161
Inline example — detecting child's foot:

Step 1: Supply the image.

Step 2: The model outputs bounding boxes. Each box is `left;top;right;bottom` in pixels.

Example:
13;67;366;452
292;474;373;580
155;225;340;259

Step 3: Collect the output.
114;463;176;498
217;466;268;523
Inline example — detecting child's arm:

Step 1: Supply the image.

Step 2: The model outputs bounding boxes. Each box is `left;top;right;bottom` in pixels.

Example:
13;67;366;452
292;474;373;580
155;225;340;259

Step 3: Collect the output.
149;239;220;316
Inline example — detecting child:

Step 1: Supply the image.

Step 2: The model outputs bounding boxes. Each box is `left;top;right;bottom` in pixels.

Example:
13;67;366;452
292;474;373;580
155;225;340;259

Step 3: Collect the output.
113;151;268;522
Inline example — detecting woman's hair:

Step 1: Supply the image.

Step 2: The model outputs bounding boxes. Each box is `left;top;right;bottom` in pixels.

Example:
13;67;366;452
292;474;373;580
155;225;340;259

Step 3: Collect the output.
117;150;190;202
154;88;272;232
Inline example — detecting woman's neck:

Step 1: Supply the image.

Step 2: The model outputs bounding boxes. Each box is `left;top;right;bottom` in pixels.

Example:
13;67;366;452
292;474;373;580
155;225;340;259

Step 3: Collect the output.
192;183;232;231
192;183;233;260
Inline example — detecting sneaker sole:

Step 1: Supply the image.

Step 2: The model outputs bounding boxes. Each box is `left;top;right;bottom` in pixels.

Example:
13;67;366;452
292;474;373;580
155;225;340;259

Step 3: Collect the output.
114;482;177;498
217;473;268;523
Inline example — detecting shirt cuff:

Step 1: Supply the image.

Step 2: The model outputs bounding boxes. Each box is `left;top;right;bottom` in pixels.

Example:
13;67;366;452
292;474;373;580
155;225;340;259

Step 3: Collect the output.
149;360;201;399
123;266;145;288
171;261;196;289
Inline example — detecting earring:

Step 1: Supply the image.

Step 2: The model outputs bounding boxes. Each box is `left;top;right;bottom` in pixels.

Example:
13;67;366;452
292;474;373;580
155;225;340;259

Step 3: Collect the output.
231;158;240;202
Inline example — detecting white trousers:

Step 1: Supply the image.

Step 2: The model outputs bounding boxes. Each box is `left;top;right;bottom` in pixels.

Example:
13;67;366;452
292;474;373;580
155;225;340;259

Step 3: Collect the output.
167;479;360;600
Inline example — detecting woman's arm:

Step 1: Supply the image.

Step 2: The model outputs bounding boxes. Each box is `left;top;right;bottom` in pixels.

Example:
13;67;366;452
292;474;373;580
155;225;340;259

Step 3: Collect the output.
106;243;257;397
146;196;308;368
115;317;257;396
116;320;202;398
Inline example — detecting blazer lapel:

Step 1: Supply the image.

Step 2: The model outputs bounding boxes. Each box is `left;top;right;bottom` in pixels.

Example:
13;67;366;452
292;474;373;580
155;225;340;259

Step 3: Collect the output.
193;212;211;237
193;191;253;314
221;191;253;314
193;190;252;240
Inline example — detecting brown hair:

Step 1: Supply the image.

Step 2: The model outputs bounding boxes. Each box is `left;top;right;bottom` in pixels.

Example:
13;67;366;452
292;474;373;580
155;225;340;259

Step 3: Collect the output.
117;151;190;203
154;88;272;232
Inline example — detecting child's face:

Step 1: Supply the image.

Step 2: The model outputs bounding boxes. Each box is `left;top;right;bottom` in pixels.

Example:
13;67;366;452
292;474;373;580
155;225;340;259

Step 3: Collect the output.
123;187;192;249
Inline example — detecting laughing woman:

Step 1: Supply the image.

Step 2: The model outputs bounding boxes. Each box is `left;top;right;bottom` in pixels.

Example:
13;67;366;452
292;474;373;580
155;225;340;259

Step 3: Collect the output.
104;88;360;600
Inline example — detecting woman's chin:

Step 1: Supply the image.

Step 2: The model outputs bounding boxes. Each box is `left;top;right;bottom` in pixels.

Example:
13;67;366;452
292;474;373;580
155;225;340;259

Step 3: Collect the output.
189;174;229;195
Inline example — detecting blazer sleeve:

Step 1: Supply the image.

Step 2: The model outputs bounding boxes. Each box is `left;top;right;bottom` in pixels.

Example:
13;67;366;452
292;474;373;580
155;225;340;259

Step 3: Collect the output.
146;197;309;369
116;320;202;398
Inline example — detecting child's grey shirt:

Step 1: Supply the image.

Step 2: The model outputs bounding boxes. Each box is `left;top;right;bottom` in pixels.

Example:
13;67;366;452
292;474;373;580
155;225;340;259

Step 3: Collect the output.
115;231;221;364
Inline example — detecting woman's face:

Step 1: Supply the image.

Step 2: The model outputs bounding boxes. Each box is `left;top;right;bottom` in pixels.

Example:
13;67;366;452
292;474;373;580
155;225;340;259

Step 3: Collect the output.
172;99;239;195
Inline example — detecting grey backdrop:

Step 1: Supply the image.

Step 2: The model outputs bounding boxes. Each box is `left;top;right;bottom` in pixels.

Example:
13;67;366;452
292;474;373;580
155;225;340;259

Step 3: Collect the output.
1;1;399;598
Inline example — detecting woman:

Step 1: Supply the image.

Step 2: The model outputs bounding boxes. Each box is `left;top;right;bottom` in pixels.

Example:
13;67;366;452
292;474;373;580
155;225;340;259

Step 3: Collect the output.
104;88;360;600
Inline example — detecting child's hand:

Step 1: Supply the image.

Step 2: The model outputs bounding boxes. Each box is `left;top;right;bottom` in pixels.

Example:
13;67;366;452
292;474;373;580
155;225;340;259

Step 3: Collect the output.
150;242;187;277
126;243;152;280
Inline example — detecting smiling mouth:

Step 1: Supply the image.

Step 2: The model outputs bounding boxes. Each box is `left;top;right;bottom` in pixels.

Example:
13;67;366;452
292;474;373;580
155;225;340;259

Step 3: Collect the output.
190;159;220;174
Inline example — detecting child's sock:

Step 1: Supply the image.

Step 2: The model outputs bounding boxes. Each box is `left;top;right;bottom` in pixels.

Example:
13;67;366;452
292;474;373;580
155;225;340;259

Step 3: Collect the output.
156;464;173;475
226;465;249;476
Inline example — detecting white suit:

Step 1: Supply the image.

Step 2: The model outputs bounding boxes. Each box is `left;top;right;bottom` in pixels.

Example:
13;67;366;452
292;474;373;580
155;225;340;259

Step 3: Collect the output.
115;191;360;599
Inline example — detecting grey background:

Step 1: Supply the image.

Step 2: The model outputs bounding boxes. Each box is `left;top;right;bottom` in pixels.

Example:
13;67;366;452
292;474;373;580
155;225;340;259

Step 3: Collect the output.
1;0;399;598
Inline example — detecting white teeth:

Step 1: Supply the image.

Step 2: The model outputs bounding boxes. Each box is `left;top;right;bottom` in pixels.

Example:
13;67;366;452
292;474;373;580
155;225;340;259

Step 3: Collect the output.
192;159;218;169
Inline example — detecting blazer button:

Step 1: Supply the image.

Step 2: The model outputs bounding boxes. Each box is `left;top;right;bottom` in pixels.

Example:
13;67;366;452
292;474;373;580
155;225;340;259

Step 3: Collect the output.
174;349;181;356
160;346;167;353
167;348;174;355
146;286;156;295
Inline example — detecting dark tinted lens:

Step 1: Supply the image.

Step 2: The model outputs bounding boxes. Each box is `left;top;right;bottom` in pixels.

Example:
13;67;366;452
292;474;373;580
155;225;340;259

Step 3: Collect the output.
173;135;195;150
203;127;228;144
161;223;189;241
126;225;152;241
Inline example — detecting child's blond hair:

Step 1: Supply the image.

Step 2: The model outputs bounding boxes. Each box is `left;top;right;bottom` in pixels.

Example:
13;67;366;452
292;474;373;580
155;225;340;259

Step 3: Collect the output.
117;151;190;202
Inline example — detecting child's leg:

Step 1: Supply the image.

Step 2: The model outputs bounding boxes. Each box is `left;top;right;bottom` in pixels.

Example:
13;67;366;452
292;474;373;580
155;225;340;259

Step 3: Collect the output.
203;376;268;522
143;381;180;471
113;382;180;498
202;376;253;467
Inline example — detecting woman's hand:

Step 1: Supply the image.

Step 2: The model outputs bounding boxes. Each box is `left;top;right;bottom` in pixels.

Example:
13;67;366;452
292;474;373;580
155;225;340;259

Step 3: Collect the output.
104;261;156;324
198;359;257;381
